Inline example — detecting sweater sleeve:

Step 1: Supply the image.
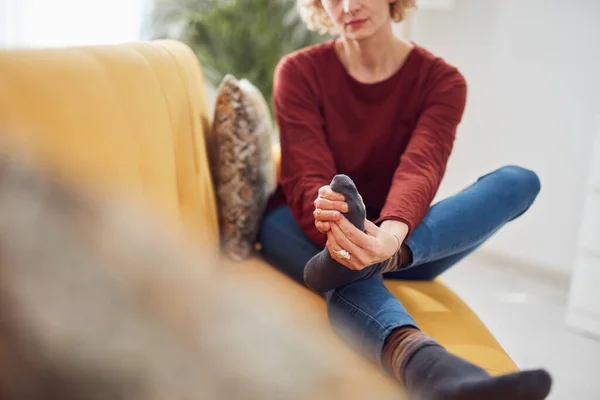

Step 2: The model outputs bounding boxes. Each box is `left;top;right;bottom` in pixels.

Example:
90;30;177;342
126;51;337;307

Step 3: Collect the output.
374;66;467;235
273;56;337;248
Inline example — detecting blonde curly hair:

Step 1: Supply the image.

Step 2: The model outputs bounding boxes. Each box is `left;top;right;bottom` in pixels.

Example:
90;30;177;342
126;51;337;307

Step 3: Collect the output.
298;0;417;35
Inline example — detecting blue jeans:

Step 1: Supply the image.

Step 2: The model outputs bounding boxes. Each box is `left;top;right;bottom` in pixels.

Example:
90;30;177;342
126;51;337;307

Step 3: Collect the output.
258;166;541;366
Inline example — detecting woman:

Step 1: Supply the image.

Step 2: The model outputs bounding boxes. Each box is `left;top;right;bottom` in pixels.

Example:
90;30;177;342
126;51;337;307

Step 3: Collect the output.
259;1;552;399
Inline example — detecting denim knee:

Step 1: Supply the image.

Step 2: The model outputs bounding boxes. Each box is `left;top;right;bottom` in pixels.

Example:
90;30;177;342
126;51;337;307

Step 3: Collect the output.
497;165;541;196
491;165;541;214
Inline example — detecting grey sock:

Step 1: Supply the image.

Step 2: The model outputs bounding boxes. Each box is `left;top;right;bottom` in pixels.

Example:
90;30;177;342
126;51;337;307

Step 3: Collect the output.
303;174;396;293
404;345;553;400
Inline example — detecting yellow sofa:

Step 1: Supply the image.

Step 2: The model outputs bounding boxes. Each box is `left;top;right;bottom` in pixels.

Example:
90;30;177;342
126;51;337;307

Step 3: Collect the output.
0;40;518;378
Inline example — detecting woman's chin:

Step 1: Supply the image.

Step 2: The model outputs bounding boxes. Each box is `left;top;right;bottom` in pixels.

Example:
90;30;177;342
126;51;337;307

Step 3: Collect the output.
342;28;377;42
345;31;373;41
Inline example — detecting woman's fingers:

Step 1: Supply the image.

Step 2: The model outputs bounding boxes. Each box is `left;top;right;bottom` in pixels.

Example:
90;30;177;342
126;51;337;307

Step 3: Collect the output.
335;216;378;250
315;220;331;234
326;232;356;270
314;185;347;236
319;185;345;202
313;208;342;222
314;197;348;213
330;222;367;270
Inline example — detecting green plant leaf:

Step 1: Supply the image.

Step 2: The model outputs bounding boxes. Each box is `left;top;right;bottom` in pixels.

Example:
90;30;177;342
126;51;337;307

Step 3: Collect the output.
149;0;329;122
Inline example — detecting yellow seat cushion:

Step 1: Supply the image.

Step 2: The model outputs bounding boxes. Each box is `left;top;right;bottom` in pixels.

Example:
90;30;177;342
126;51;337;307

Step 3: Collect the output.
385;280;518;375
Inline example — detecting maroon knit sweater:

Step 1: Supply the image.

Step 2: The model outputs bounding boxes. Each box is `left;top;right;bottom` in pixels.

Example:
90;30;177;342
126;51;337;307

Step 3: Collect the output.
267;39;468;248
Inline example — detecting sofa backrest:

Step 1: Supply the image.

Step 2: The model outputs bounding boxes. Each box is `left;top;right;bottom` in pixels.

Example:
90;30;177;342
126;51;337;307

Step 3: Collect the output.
0;40;220;252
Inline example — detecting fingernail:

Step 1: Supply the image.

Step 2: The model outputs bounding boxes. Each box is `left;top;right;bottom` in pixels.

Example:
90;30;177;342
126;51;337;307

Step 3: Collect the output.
342;204;348;212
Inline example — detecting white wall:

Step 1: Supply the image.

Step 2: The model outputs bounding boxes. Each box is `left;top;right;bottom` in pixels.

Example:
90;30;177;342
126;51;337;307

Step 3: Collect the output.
0;0;148;49
0;0;6;45
399;0;600;275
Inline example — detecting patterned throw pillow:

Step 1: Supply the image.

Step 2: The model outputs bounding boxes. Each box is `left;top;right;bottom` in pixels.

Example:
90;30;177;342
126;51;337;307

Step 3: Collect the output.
209;75;277;261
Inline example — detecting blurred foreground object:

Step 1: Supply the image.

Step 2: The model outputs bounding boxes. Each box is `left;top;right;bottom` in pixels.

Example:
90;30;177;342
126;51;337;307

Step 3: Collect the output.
0;153;402;400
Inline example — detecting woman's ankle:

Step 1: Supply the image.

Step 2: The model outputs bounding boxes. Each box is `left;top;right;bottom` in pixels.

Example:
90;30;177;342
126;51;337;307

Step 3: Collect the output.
398;244;413;268
381;326;552;400
381;326;438;383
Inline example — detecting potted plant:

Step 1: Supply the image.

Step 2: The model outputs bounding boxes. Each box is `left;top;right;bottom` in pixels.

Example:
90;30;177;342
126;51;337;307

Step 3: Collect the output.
149;0;328;120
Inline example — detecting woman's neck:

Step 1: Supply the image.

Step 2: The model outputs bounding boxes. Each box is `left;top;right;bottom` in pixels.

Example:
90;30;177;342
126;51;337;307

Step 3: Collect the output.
336;27;414;84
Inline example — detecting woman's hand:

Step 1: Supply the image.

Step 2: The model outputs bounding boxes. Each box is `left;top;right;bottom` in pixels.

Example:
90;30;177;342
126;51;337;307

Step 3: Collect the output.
326;217;401;271
313;185;348;234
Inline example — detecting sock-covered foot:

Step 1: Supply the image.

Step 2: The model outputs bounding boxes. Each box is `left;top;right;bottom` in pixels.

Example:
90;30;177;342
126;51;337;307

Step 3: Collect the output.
383;327;553;400
304;174;406;293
